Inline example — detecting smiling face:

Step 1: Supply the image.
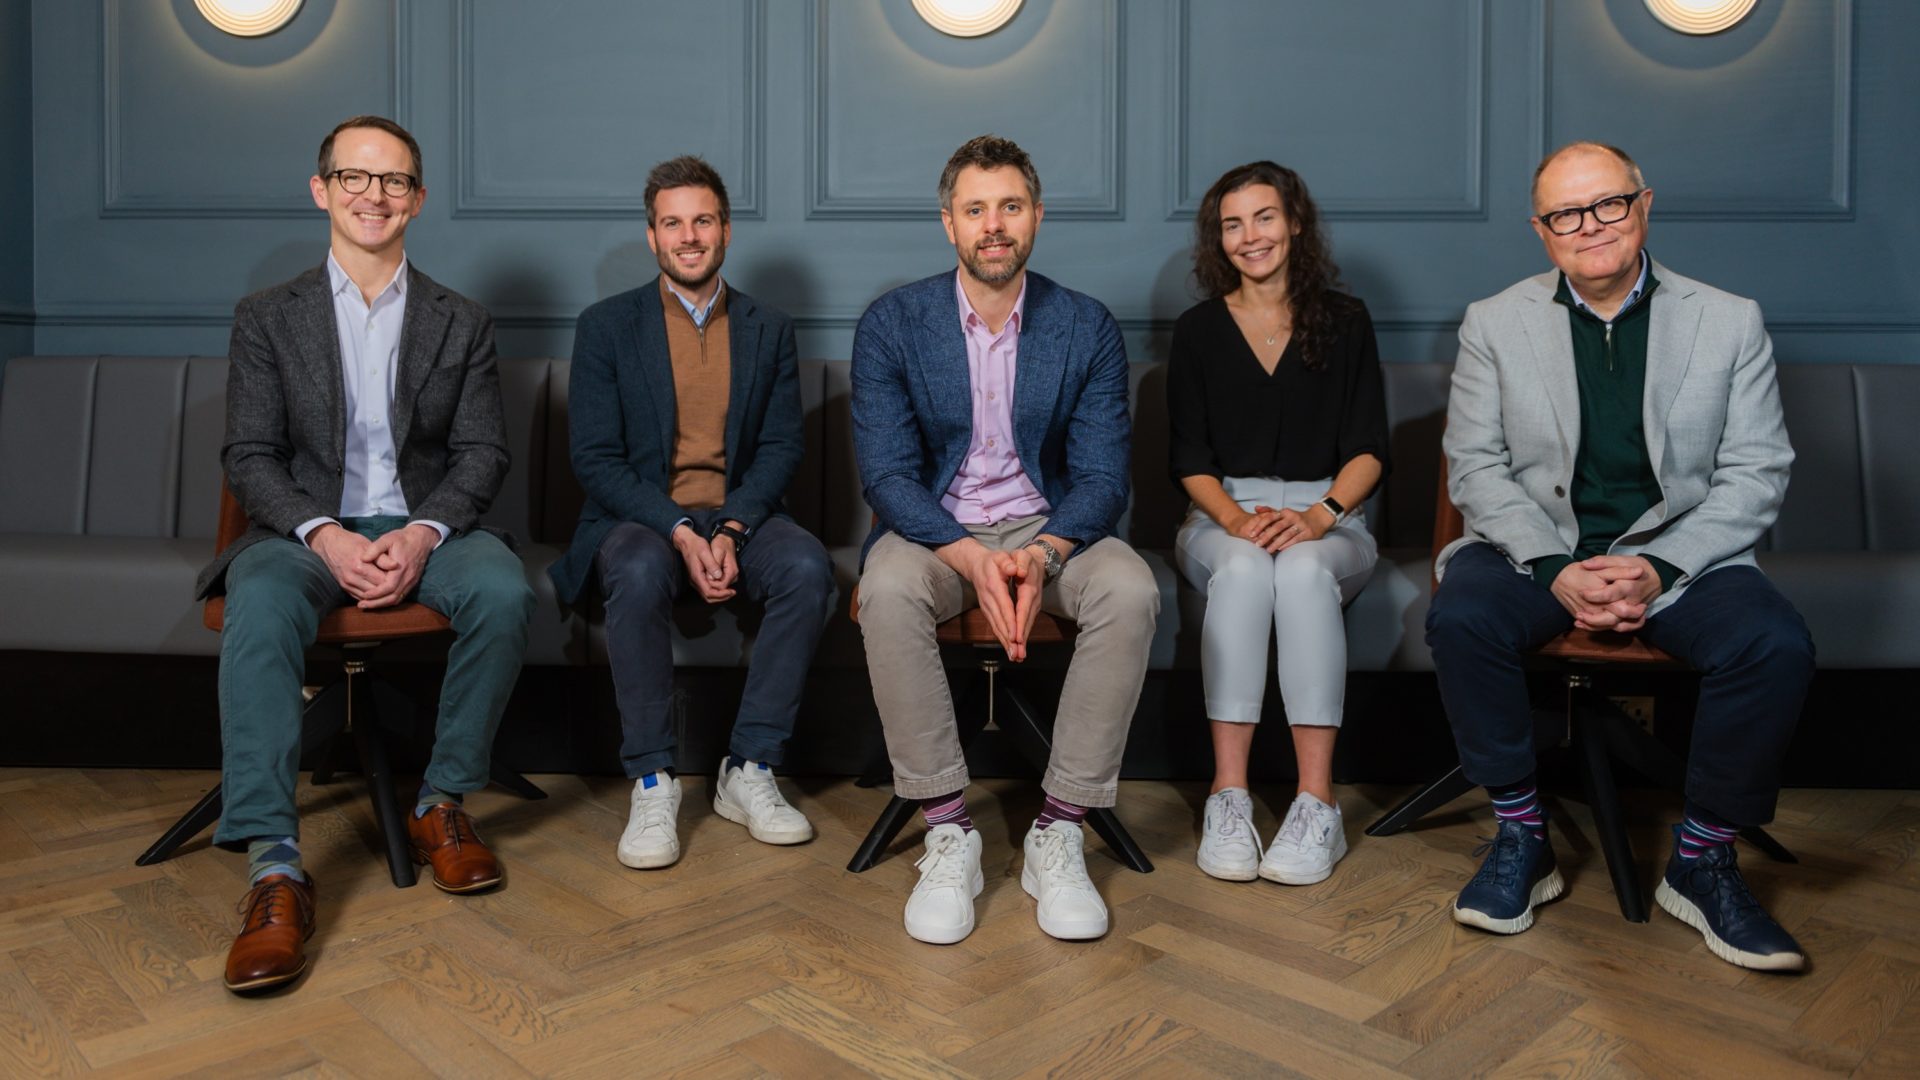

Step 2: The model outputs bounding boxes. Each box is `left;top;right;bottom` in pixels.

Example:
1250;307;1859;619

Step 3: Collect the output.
308;126;423;260
1217;183;1298;287
645;184;730;294
941;164;1042;287
1530;147;1651;297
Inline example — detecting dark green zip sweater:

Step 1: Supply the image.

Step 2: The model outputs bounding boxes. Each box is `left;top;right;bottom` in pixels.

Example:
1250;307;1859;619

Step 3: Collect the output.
1529;270;1682;594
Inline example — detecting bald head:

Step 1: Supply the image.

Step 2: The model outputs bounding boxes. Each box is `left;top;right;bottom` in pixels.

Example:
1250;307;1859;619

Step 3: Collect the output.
1531;141;1644;213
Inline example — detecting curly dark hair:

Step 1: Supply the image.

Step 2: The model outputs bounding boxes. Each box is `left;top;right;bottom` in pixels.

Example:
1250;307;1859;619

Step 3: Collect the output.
1191;161;1343;369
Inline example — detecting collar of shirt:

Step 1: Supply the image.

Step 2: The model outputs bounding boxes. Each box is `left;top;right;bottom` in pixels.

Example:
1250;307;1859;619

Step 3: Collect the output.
955;270;1025;340
1562;249;1650;322
664;276;726;329
326;251;409;309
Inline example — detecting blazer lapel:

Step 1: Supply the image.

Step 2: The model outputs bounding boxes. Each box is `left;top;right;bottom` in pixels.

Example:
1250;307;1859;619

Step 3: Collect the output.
1012;282;1068;464
288;267;346;465
919;288;973;449
724;288;761;471
1642;270;1700;482
391;270;451;454
1517;284;1579;473
634;283;678;460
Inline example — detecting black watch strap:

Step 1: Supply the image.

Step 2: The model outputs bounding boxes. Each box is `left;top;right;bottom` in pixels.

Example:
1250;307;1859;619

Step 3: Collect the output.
710;522;751;551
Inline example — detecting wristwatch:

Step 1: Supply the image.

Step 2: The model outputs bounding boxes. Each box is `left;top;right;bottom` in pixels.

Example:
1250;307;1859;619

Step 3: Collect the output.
1027;538;1065;583
710;521;751;553
1316;495;1347;525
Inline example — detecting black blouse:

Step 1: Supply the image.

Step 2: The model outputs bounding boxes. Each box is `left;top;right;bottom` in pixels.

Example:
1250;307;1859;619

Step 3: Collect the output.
1166;293;1390;487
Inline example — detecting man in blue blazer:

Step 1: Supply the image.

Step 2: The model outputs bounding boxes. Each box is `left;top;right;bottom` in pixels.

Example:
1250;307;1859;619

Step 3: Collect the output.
852;136;1159;945
551;157;835;871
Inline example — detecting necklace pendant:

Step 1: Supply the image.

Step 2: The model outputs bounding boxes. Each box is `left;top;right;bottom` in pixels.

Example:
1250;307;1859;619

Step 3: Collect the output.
1265;335;1276;346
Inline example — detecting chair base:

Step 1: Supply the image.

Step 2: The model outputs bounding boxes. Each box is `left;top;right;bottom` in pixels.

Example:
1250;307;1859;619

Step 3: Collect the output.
1365;684;1794;923
847;650;1153;875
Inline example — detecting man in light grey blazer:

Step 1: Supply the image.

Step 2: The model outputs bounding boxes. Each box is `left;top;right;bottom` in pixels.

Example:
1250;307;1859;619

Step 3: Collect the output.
199;116;533;993
1426;142;1813;971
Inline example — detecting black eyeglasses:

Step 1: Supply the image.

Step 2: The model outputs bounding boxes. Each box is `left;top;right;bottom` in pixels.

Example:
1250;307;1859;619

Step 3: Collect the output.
326;169;418;198
1537;189;1647;236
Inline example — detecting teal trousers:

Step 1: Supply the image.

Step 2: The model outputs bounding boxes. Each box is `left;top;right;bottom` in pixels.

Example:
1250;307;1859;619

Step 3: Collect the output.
213;518;534;844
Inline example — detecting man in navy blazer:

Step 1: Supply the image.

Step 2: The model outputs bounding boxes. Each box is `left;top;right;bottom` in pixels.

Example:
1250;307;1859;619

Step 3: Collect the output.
551;157;835;871
852;136;1159;945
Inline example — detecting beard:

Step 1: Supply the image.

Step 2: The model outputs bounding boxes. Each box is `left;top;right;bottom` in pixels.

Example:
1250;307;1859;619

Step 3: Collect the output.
959;234;1029;286
656;240;727;293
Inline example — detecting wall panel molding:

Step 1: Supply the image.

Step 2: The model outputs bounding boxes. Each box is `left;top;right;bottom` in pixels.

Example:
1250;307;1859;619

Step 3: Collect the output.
1541;0;1853;221
805;0;1124;220
1166;0;1490;221
451;0;766;220
100;0;407;219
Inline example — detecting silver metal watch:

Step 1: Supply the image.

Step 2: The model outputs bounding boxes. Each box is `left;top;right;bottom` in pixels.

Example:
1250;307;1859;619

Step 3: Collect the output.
1028;538;1065;582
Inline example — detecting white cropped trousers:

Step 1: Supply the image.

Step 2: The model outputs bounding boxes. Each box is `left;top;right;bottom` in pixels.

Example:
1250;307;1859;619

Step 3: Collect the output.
1173;475;1378;726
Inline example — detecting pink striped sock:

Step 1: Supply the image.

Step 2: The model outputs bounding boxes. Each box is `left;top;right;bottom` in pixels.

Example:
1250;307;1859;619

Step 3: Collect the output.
922;793;973;833
1034;793;1087;831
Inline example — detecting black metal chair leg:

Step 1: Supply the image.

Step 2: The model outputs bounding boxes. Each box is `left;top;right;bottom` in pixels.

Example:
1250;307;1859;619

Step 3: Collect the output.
847;795;919;873
1365;766;1476;837
489;765;548;800
1086;807;1154;873
134;785;225;866
1573;712;1647;922
346;662;417;888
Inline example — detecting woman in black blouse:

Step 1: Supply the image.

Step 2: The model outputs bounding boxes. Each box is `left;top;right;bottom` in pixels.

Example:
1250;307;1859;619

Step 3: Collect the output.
1169;161;1388;886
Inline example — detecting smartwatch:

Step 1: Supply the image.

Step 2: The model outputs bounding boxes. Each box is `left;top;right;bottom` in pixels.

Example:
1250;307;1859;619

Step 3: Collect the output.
1316;495;1347;525
710;521;751;553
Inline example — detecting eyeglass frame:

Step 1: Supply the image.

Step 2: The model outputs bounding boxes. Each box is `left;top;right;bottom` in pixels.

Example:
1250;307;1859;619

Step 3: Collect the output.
1534;188;1648;236
324;169;420;198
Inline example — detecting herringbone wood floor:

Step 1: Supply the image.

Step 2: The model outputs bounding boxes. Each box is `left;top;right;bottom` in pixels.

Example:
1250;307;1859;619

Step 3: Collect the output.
0;768;1915;1078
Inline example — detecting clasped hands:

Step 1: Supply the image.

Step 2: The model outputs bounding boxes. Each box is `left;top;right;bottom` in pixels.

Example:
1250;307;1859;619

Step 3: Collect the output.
1227;503;1332;553
309;522;439;609
673;521;744;603
1551;554;1663;633
935;535;1073;662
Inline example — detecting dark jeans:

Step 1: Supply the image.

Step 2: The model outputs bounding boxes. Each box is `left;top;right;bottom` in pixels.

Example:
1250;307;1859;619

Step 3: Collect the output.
1425;542;1813;826
595;513;837;777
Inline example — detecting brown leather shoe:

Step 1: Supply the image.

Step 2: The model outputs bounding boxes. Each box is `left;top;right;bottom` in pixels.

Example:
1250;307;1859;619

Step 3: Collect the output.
408;802;504;893
224;873;317;993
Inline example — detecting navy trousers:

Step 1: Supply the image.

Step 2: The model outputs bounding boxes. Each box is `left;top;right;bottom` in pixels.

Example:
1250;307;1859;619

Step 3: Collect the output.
1425;542;1813;826
595;513;837;777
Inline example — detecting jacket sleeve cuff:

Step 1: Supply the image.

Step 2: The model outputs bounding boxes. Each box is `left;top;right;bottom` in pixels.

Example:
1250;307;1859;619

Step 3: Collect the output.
1643;554;1683;594
1529;554;1574;588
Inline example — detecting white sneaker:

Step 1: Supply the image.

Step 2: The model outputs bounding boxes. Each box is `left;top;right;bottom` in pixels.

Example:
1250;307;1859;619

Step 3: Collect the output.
713;760;815;845
618;772;682;869
905;824;984;945
1259;792;1348;885
1021;821;1109;940
1197;787;1263;881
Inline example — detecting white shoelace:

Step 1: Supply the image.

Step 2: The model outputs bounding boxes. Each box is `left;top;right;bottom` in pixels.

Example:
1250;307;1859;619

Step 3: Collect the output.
1208;793;1262;857
1030;828;1092;887
1276;799;1332;850
916;831;971;889
631;792;676;837
731;767;793;818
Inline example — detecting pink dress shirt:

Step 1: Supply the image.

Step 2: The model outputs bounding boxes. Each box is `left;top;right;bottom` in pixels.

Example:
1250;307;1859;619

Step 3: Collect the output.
941;272;1051;525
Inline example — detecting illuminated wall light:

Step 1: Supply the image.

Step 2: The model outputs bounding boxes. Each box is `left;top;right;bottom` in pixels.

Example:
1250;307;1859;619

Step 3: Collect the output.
194;0;304;38
1643;0;1760;35
912;0;1023;38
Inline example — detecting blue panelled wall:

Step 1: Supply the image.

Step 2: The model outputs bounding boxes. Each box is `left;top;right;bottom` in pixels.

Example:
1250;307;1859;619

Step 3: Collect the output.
11;0;1920;366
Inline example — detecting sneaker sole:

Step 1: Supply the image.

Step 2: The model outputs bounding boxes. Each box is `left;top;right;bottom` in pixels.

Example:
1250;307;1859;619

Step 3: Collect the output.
905;871;984;945
1196;852;1260;881
1020;865;1108;940
617;844;681;870
712;795;815;845
1653;879;1807;972
1452;868;1565;934
1258;831;1349;886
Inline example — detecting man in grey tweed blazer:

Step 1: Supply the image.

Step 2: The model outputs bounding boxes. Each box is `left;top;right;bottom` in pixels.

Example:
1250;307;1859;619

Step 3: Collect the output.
200;117;533;994
1426;142;1813;972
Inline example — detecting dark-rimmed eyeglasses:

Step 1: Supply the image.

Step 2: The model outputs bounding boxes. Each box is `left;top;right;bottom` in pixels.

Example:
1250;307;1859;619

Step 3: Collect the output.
1536;189;1647;236
326;169;418;198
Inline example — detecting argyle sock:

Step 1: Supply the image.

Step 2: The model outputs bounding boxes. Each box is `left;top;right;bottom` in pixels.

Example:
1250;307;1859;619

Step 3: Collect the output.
1678;801;1739;860
1034;793;1088;831
1488;776;1547;840
414;780;463;819
246;836;305;885
922;792;974;833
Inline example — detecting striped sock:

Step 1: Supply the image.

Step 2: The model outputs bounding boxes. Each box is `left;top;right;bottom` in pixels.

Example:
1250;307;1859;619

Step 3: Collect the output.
1678;803;1739;860
246;836;305;885
922;792;974;833
1488;778;1547;840
1034;793;1088;831
414;780;462;819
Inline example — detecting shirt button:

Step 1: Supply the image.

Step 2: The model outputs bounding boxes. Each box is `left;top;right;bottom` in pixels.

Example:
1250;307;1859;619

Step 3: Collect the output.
987;391;995;401
987;438;996;448
1554;485;1566;498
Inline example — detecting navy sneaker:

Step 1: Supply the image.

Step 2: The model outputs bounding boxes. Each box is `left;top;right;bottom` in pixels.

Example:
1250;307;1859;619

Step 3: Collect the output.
1654;825;1805;972
1453;818;1565;934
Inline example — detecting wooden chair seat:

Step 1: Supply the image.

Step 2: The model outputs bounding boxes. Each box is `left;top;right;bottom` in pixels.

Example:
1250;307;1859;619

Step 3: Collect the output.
201;594;452;642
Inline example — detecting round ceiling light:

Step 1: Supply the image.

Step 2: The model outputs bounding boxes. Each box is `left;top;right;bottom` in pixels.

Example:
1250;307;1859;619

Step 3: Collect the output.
912;0;1023;38
1643;0;1759;35
194;0;304;38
